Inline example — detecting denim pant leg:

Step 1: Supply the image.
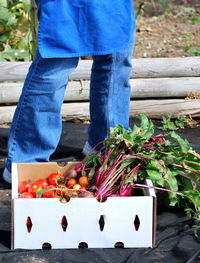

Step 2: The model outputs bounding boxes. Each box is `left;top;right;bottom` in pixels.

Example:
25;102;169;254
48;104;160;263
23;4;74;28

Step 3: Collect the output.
6;51;79;172
87;43;134;148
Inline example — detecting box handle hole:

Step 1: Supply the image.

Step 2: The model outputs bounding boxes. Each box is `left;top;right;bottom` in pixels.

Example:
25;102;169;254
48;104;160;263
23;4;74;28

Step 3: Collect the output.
42;243;52;250
26;216;32;233
61;216;68;232
115;242;124;248
78;242;88;248
134;214;140;231
99;215;105;231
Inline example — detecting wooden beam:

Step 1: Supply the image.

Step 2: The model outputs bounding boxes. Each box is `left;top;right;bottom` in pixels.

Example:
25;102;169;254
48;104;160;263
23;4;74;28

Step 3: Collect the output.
1;99;199;124
1;77;200;104
0;57;200;81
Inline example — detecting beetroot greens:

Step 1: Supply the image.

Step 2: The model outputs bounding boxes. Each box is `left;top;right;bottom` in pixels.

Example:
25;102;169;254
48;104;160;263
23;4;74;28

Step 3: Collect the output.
78;114;199;219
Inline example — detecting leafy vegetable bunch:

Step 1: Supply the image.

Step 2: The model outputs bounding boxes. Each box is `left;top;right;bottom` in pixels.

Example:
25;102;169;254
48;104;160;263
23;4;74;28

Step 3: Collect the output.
78;114;200;219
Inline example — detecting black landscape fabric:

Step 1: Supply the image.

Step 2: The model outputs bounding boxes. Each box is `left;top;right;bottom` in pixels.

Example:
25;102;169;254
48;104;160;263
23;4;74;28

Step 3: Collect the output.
0;119;199;263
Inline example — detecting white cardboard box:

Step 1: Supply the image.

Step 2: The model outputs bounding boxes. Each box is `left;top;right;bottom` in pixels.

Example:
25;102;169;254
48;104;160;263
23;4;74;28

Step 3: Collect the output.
11;162;157;249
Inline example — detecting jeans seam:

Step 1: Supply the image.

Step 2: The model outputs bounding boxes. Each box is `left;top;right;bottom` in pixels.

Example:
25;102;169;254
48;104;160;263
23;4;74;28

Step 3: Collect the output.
107;52;116;135
7;56;42;169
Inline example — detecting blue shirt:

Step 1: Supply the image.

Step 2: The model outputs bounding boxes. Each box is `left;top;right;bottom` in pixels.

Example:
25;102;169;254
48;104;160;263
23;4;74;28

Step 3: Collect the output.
36;0;136;58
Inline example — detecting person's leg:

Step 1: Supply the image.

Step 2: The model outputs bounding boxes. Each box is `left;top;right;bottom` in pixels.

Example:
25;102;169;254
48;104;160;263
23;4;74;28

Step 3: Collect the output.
83;42;134;154
3;51;79;183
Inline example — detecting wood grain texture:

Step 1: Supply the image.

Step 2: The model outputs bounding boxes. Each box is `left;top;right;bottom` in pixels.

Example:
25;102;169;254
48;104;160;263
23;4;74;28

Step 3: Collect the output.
1;99;199;123
1;77;200;103
0;57;199;81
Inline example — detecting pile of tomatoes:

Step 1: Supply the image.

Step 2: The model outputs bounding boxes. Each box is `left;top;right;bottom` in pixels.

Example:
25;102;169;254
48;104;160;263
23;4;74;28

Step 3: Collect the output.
18;169;91;199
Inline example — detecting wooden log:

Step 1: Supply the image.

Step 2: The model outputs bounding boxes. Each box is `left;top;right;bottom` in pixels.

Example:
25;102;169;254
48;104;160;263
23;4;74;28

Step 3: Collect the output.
0;57;200;81
1;77;200;104
1;99;200;124
131;57;200;79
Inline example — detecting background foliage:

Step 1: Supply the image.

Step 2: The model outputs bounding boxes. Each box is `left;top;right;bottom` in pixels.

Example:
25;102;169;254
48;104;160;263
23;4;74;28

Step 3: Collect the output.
0;0;31;61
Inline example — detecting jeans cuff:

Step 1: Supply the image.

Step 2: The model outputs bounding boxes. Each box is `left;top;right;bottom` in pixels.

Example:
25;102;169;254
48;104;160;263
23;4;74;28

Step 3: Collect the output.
82;141;98;156
2;167;11;184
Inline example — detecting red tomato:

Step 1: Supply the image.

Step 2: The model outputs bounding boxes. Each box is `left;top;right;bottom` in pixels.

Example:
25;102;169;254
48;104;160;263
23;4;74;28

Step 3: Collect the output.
47;172;65;186
78;176;89;187
67;178;77;188
36;178;48;189
19;192;34;198
18;181;31;194
42;185;55;198
28;182;43;198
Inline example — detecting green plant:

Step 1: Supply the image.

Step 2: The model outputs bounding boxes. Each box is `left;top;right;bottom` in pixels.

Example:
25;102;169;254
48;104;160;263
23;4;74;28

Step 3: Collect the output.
182;32;194;41
184;45;200;56
159;114;191;131
182;7;196;15
191;16;200;25
161;0;169;12
0;0;31;61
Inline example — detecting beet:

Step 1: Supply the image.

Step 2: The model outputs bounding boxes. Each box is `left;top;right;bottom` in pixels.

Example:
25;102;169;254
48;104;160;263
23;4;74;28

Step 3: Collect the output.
66;169;77;179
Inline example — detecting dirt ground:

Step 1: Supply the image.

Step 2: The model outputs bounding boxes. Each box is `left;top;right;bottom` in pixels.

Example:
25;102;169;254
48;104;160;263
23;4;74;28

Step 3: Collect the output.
133;1;200;58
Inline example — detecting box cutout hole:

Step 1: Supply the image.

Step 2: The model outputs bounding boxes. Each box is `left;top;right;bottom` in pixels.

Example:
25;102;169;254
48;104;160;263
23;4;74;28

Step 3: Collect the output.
134;215;140;231
115;242;124;248
78;242;88;248
61;216;68;232
26;216;32;233
96;196;107;203
99;215;105;231
42;242;52;250
59;196;71;203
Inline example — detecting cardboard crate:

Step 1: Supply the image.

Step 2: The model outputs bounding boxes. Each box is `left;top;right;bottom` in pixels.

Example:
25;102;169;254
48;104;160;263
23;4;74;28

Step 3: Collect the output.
11;162;157;249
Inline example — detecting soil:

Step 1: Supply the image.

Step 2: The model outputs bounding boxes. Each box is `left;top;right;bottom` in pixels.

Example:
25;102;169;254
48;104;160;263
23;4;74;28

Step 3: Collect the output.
133;0;200;58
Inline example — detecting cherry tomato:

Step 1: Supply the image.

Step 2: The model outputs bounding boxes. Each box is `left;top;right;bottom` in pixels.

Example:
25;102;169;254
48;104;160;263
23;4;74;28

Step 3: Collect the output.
28;182;43;198
56;185;68;196
73;184;81;190
18;181;31;194
67;178;77;188
19;192;34;198
47;172;65;186
78;176;89;187
42;185;55;198
36;178;48;189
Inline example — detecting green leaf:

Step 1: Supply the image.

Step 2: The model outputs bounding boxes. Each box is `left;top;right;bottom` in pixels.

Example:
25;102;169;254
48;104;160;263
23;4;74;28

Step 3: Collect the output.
147;160;159;170
16;31;30;50
166;131;191;154
36;188;46;198
168;192;179;206
125;176;134;184
119;158;134;169
146;169;165;187
183;160;200;171
0;46;30;61
138;114;154;140
84;152;98;166
0;31;10;41
182;190;200;219
184;45;200;56
164;171;179;206
109;124;125;138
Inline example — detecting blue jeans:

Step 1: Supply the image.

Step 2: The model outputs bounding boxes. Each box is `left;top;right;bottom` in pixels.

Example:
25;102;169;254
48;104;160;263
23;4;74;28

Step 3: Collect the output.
5;43;133;173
